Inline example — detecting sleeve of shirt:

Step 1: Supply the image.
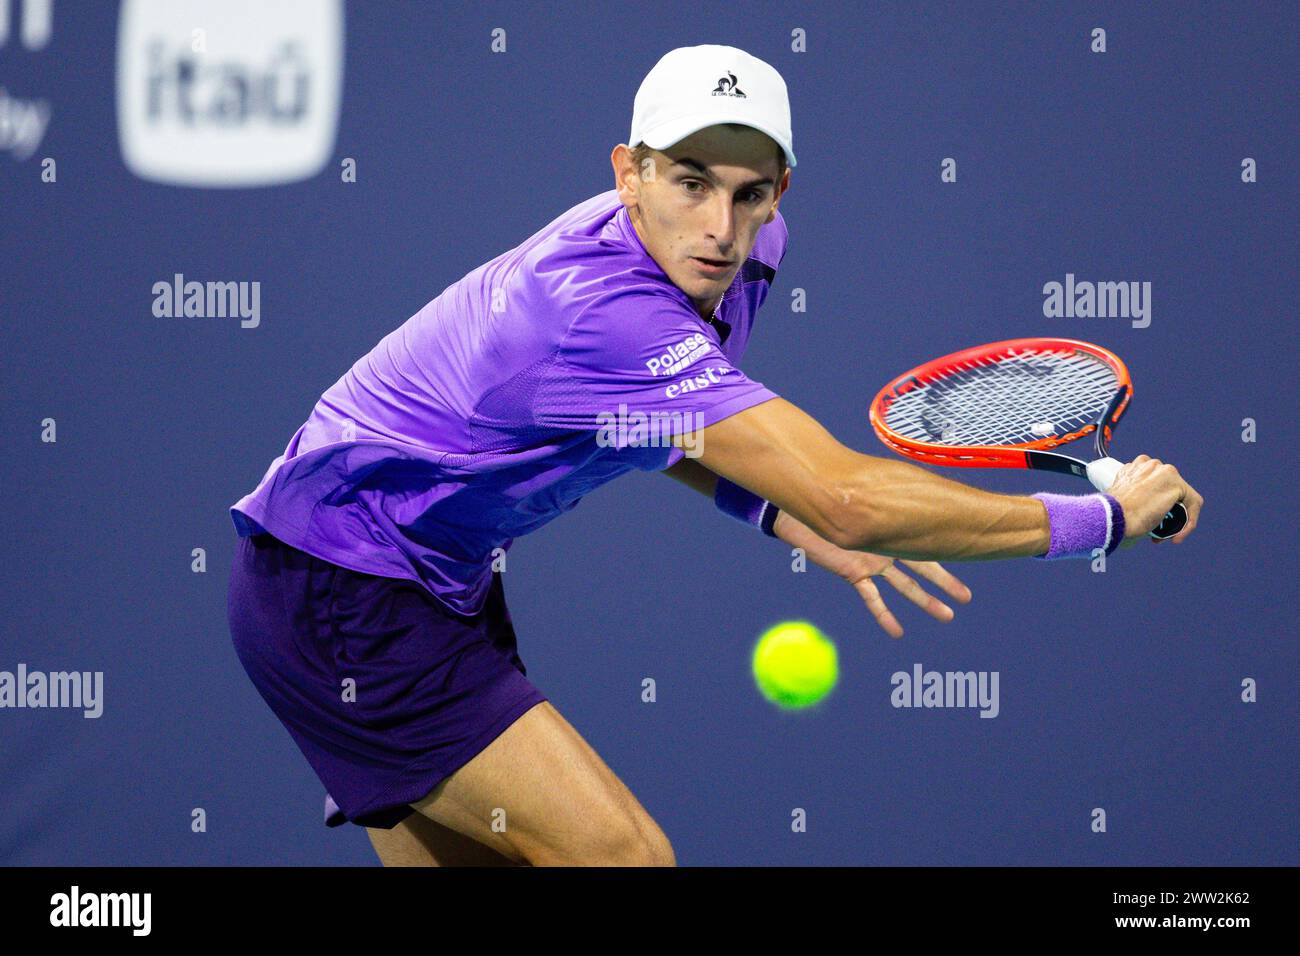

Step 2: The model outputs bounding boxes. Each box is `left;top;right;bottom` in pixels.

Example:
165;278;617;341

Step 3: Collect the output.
533;288;778;468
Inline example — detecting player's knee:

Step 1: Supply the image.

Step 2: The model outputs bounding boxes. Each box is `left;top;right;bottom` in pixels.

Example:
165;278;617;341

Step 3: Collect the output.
652;835;677;866
532;816;675;867
596;825;675;867
625;824;676;867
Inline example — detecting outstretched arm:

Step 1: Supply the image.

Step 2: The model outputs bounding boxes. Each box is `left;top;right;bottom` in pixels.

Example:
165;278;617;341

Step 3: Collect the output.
679;397;1052;561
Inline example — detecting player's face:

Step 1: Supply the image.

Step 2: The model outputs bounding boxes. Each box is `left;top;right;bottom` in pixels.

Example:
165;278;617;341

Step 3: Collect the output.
616;126;790;320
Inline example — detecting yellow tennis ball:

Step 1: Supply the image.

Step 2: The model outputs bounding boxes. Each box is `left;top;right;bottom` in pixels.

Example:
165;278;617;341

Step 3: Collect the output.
752;620;838;710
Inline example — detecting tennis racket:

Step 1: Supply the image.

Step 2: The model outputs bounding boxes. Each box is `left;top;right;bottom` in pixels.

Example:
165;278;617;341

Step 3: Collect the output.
869;337;1187;541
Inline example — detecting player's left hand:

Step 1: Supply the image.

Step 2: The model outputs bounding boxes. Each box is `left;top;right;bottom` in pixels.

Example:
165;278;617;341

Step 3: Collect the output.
773;511;972;638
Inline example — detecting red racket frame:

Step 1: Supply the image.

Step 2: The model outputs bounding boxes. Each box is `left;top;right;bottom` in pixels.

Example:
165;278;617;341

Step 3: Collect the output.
869;337;1133;470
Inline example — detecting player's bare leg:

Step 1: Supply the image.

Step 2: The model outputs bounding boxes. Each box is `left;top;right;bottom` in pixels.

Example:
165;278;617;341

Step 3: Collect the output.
407;700;675;867
366;813;523;867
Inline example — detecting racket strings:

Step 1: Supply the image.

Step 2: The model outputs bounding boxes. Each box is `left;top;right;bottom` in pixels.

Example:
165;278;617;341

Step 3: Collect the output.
883;349;1119;447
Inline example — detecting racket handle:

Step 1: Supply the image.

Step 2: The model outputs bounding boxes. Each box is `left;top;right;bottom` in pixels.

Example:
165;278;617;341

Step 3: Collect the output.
1085;457;1188;541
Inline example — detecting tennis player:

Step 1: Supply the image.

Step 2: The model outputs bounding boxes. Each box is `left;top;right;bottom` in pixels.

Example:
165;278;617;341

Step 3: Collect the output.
227;45;1201;867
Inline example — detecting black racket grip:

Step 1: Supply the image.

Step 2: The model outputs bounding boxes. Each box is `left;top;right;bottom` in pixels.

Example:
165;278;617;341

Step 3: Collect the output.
1149;501;1188;540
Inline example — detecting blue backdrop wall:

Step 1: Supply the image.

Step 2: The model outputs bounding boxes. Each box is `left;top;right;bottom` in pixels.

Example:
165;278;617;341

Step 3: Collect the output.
2;0;1295;865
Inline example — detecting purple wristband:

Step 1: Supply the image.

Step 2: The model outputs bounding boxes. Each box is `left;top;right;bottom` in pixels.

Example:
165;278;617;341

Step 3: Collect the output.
715;477;780;537
1031;492;1125;559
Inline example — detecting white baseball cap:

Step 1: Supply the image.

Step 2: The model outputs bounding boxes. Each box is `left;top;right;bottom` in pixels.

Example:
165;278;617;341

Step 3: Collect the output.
629;45;797;169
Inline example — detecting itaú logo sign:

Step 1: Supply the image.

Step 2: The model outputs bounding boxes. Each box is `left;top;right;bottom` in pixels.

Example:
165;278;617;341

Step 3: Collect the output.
0;1;54;162
116;0;344;187
0;0;52;50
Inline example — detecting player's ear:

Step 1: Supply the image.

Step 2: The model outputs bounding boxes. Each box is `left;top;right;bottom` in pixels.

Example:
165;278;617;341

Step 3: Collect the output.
764;169;791;223
612;144;648;204
611;144;629;185
612;145;635;202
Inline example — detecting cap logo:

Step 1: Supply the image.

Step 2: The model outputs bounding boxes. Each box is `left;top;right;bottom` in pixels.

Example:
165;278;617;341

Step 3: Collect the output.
710;72;746;98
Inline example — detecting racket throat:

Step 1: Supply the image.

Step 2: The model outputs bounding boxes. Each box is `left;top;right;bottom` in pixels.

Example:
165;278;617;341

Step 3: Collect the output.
1024;448;1092;478
1024;449;1125;493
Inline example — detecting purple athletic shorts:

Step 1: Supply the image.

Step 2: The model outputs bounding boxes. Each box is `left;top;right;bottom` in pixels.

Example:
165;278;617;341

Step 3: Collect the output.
227;532;548;829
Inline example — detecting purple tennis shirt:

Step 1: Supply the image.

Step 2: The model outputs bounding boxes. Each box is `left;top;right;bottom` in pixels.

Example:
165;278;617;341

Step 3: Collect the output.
230;189;787;615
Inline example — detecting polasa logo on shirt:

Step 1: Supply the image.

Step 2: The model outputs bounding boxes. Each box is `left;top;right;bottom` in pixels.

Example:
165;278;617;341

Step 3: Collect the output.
645;331;712;377
116;0;344;187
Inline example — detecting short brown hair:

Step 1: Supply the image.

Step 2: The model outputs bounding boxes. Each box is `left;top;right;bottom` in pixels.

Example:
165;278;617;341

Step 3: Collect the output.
631;123;787;182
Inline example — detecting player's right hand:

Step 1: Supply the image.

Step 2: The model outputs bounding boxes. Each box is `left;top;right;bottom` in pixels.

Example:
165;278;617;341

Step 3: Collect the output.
1108;455;1203;545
